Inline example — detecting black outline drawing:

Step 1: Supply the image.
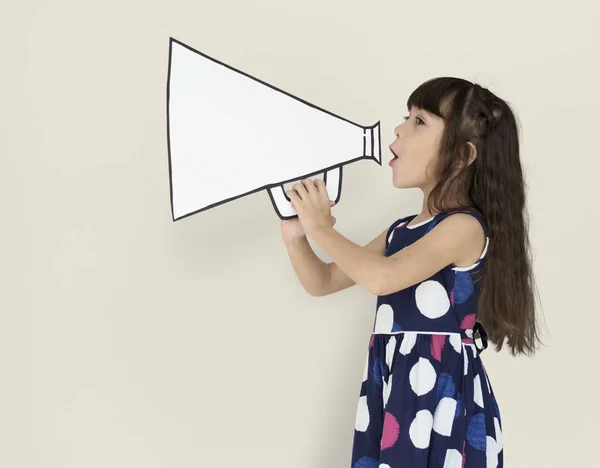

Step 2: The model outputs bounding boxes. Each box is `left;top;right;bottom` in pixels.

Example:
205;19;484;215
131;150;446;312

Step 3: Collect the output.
166;37;382;221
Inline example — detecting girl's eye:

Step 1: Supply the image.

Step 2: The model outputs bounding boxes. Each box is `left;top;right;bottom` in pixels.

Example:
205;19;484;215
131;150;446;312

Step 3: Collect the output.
403;115;425;125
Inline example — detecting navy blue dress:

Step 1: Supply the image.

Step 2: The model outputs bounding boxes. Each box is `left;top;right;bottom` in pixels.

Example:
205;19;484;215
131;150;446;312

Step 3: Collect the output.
351;210;503;468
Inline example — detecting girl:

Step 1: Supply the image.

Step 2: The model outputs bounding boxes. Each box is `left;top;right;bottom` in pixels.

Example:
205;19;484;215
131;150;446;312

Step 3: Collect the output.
280;77;542;468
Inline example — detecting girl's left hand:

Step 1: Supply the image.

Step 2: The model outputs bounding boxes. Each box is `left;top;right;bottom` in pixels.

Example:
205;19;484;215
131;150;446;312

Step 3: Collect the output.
286;178;336;237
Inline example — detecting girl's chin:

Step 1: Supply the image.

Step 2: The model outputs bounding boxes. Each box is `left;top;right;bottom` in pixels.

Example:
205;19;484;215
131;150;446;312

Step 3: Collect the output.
392;178;414;189
391;174;403;186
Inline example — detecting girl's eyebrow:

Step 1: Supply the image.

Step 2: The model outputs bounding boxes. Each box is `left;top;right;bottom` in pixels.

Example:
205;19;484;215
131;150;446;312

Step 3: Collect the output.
408;107;426;115
411;107;427;115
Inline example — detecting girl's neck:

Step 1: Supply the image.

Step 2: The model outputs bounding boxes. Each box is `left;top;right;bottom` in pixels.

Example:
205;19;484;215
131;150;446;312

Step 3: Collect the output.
419;192;471;219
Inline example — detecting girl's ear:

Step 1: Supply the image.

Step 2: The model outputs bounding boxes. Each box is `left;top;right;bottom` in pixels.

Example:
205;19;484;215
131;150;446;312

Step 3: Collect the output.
455;142;478;172
466;141;478;166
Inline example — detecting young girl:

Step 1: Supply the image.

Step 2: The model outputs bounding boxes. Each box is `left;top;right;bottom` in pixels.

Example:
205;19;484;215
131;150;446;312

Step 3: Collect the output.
280;77;542;468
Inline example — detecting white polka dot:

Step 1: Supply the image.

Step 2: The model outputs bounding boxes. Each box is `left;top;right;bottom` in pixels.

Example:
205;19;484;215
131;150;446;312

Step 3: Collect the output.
362;352;369;382
385;336;397;372
383;373;393;409
462;344;469;376
433;397;457;436
415;280;450;319
409;358;436;396
474;374;484;408
443;449;463;468
409;409;433;449
380;464;391;468
449;334;462;353
494;418;503;452
486;436;498;468
466;329;473;338
485;372;491;393
399;332;417;355
355;395;370;432
387;230;395;244
374;304;394;333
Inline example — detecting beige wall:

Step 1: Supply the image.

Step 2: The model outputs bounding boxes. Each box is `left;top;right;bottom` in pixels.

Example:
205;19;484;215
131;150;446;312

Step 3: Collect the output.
3;0;599;466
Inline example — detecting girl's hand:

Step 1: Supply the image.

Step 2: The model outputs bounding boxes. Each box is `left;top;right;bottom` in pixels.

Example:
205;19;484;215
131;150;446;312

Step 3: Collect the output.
280;199;336;243
286;178;337;238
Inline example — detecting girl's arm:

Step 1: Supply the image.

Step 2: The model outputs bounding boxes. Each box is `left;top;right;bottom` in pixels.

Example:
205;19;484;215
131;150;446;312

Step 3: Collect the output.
283;227;388;296
309;214;485;296
317;226;388;296
282;236;329;296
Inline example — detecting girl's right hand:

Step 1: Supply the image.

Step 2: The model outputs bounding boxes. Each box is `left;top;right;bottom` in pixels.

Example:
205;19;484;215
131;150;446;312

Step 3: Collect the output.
281;200;336;242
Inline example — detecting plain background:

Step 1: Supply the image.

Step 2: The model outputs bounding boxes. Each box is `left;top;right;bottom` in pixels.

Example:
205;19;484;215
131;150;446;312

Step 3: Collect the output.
2;0;599;466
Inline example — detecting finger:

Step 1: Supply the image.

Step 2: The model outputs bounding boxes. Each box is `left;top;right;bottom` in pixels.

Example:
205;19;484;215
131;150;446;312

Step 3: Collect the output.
301;179;320;205
286;190;299;206
291;182;307;199
308;178;325;203
316;179;329;200
314;178;326;193
313;179;330;202
301;178;316;195
314;178;327;195
316;183;330;207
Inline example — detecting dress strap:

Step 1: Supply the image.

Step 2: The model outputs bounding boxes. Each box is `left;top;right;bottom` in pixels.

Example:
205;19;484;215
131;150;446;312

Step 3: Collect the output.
385;215;416;248
426;208;489;237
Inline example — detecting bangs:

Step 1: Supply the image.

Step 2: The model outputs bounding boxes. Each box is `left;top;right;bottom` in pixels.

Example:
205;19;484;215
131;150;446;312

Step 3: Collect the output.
406;77;472;122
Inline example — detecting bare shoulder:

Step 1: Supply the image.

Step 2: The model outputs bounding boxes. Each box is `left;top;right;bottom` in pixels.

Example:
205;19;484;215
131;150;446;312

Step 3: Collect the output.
432;213;486;267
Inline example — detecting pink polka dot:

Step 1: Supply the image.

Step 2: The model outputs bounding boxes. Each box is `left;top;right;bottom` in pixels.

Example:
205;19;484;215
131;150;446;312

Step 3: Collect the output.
460;314;476;330
450;289;455;307
462;338;474;344
431;335;446;362
380;411;400;450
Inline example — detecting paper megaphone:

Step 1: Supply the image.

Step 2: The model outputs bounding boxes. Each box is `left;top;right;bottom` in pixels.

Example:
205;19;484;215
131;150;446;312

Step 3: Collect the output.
166;37;382;221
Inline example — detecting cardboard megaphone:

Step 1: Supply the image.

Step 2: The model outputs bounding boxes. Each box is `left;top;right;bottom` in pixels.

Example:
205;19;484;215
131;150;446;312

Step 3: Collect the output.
166;37;382;221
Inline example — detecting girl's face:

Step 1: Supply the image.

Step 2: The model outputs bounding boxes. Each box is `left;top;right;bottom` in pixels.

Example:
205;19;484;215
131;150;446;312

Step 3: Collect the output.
388;106;446;192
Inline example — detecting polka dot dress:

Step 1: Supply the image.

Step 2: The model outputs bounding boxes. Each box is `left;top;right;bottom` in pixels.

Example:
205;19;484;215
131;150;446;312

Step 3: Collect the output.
351;210;503;468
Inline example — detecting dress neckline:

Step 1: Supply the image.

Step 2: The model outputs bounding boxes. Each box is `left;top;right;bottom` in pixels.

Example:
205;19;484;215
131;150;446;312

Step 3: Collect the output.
405;213;437;229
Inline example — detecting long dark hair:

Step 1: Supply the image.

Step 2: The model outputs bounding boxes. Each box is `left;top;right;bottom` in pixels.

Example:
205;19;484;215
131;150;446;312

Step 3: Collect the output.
406;77;544;356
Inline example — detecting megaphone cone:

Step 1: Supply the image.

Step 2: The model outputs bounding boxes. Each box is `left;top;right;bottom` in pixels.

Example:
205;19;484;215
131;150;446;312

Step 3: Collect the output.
167;37;382;221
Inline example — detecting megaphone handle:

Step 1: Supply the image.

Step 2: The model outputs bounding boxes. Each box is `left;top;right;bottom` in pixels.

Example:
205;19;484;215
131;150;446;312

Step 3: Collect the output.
323;165;342;204
267;166;343;220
